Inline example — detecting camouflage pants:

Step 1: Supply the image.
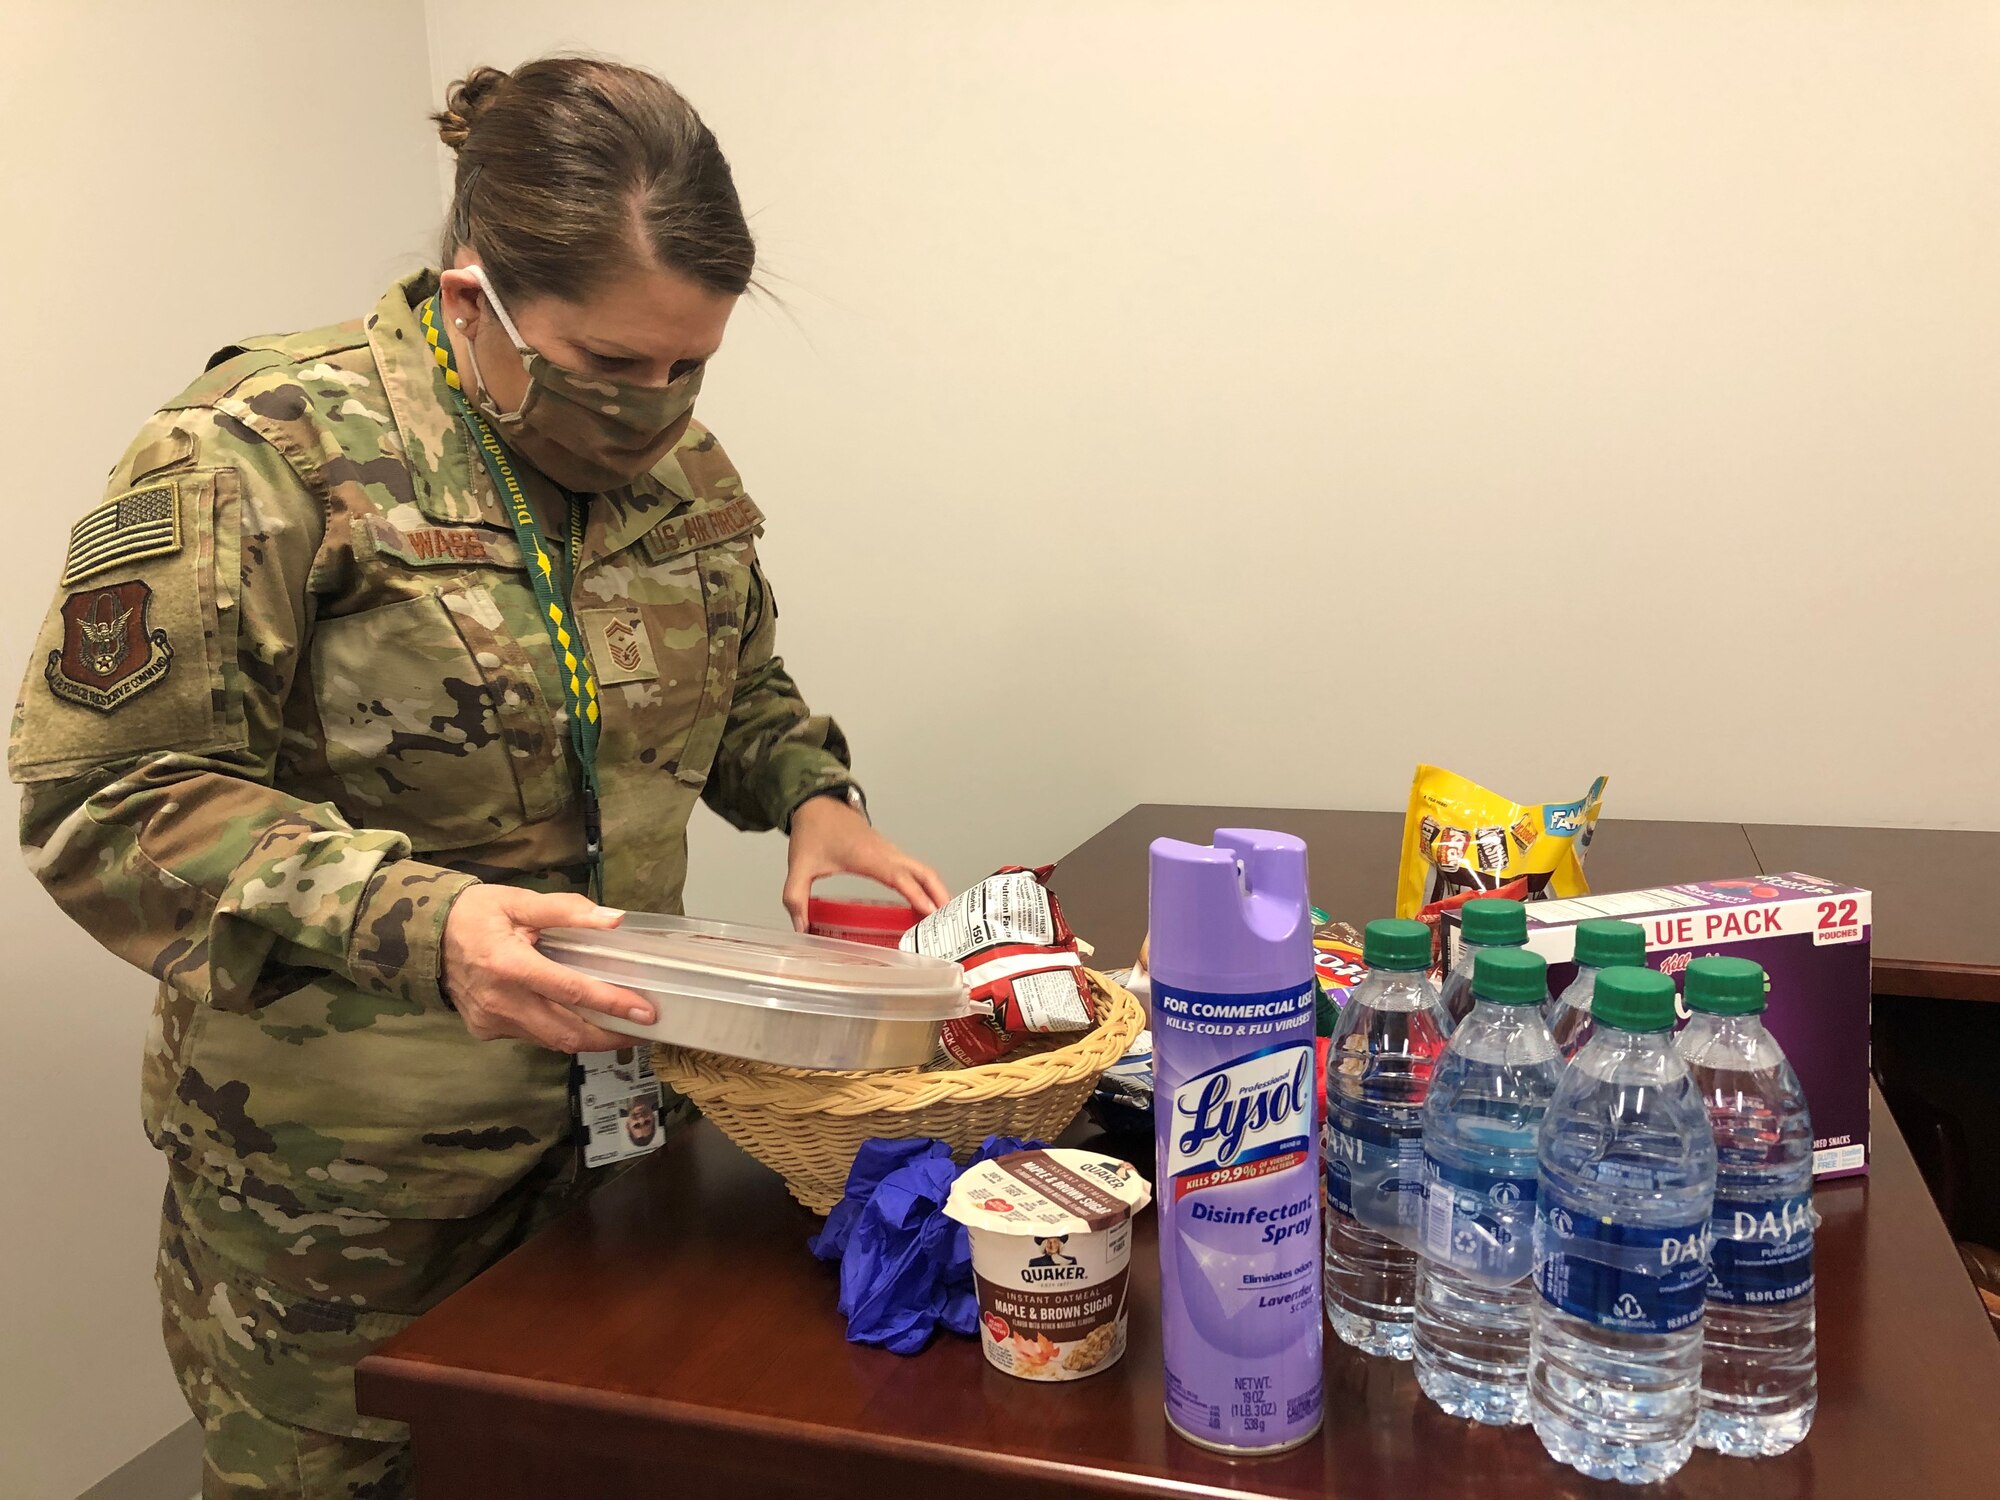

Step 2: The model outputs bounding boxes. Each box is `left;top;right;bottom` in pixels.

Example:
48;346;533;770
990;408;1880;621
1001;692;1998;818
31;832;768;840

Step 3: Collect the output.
158;1146;604;1499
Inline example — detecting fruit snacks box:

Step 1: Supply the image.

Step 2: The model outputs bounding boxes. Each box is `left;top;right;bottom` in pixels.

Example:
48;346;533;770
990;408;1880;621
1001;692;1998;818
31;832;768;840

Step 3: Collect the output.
1521;874;1871;1180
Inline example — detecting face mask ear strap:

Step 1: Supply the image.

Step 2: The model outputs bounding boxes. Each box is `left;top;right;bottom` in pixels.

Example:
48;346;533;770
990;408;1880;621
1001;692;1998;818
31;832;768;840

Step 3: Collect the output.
464;263;533;354
460;340;515;424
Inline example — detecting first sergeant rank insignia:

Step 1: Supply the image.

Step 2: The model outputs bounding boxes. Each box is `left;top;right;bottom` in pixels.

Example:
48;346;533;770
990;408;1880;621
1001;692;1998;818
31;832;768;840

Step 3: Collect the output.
48;580;173;712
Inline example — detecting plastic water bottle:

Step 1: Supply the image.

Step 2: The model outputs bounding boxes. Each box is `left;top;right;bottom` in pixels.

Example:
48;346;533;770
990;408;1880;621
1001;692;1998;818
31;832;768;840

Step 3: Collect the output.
1545;918;1647;1059
1415;948;1563;1425
1677;956;1817;1457
1531;967;1717;1484
1323;918;1452;1358
1441;898;1530;1025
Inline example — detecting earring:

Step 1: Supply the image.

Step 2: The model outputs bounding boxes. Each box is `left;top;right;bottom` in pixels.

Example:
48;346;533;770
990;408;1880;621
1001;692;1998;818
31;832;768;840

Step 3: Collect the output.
453;317;467;328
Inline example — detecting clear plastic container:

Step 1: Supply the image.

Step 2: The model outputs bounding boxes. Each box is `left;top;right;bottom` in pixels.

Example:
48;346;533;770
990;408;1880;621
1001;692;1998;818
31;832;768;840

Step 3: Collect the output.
538;913;972;1070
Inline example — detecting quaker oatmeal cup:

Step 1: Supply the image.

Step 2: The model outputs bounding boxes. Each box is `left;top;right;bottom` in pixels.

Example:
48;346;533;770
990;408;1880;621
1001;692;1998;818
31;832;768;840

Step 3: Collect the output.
944;1148;1153;1381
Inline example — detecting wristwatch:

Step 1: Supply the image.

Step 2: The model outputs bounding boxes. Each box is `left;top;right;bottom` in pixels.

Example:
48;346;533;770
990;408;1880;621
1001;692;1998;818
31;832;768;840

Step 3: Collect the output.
795;782;868;827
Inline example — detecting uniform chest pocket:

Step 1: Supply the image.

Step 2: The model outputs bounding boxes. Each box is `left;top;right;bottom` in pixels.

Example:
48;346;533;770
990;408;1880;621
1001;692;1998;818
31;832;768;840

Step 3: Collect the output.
586;537;755;791
309;585;571;851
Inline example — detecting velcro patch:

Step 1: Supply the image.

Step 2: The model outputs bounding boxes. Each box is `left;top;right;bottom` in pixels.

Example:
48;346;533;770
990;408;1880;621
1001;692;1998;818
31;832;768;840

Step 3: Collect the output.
579;606;660;686
640;496;764;562
63;483;183;586
46;580;173;712
365;518;522;570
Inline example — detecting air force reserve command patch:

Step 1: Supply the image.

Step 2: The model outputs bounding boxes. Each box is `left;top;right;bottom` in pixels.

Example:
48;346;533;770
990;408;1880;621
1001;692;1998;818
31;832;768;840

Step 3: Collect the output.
46;580;173;712
62;483;182;587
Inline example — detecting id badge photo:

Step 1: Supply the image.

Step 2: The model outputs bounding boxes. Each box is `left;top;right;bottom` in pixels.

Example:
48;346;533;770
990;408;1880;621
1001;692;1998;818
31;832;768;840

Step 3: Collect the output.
573;1046;668;1168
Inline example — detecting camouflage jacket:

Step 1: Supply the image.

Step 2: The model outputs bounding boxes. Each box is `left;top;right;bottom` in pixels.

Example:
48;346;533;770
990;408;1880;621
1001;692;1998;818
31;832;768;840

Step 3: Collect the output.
10;270;852;1218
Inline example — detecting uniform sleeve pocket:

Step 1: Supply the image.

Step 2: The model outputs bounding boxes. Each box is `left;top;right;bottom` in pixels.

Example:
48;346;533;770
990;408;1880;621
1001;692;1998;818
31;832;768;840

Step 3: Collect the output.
10;470;246;783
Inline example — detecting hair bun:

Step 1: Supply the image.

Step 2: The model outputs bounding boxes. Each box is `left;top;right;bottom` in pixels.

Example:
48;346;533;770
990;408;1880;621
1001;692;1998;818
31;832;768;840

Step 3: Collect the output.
433;65;510;152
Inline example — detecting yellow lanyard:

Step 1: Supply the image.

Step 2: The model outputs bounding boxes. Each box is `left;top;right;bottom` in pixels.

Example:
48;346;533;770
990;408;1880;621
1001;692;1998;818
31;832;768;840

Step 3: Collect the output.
422;295;605;883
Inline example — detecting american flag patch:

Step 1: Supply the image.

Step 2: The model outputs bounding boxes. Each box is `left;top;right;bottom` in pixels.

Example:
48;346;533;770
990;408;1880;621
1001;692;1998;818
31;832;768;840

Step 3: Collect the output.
63;484;183;587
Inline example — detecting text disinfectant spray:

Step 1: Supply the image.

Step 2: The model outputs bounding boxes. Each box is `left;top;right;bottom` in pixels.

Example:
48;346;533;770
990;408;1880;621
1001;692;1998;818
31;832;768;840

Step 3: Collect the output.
1150;829;1323;1453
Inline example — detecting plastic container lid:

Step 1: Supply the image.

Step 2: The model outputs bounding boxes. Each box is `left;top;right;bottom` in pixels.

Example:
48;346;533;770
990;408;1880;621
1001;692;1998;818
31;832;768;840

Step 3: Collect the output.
538;912;972;1020
1591;966;1678;1032
1684;956;1768;1015
1574;918;1646;969
806;893;919;938
1459;897;1528;947
944;1148;1153;1235
1363;918;1431;972
1472;947;1547;1006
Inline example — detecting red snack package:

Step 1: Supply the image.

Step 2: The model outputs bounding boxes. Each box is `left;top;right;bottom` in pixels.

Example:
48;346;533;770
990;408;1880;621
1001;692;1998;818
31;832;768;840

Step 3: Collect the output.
902;866;1097;1067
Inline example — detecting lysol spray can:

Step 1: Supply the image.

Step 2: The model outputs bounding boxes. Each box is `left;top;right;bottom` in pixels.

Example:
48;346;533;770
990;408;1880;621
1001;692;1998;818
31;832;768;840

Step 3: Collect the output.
1150;829;1323;1454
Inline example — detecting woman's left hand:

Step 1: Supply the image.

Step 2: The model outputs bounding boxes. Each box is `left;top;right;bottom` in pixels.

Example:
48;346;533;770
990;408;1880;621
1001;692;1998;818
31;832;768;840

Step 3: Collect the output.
783;794;950;930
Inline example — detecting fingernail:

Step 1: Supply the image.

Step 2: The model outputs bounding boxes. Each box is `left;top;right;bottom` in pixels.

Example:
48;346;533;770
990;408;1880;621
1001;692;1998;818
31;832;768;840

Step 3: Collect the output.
595;907;625;922
628;1005;655;1024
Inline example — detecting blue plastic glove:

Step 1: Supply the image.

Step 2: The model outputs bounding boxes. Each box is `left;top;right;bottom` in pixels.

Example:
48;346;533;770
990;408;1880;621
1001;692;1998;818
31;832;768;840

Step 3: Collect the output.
811;1134;1043;1354
807;1137;940;1264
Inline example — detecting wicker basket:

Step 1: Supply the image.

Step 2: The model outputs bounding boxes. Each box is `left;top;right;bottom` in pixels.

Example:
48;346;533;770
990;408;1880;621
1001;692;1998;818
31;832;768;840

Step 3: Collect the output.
653;970;1144;1214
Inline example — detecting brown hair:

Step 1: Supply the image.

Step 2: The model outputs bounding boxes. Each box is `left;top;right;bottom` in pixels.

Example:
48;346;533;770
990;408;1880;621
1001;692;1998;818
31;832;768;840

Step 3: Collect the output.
432;58;755;300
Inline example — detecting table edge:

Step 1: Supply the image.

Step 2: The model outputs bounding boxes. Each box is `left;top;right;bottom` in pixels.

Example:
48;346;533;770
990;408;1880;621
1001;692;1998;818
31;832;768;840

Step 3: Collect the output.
1870;958;1999;1003
357;1352;1255;1500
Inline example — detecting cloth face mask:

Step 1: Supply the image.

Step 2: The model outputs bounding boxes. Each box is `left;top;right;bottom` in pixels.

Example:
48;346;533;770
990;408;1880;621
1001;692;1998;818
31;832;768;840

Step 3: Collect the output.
462;262;704;492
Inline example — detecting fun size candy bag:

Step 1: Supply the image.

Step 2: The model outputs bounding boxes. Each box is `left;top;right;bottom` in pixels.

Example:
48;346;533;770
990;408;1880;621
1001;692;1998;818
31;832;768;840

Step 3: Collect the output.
1395;765;1608;920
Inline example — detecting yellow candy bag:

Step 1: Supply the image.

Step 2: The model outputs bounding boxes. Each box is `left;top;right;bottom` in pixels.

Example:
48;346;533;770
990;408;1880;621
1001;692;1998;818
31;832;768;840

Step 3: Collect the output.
1395;765;1609;920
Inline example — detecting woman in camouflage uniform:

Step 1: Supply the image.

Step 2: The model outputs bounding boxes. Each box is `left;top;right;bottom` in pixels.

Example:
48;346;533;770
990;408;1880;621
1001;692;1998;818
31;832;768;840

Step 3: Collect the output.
11;58;946;1498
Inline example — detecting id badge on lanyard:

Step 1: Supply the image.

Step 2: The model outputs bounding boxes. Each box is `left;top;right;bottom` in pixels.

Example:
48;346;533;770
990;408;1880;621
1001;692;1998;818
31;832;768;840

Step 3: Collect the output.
573;1048;668;1167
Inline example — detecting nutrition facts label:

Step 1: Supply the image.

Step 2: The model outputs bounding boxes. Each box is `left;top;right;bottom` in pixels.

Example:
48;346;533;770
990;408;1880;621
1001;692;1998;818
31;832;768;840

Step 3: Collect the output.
1166;1366;1223;1435
1531;889;1710;922
1011;967;1093;1030
904;868;1056;955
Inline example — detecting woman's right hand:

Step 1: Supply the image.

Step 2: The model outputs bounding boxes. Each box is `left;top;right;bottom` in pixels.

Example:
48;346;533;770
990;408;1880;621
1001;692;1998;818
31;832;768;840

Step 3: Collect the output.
441;886;655;1053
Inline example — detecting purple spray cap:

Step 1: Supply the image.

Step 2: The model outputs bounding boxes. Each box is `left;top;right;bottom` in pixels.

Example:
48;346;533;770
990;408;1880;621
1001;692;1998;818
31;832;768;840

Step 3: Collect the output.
1149;828;1312;993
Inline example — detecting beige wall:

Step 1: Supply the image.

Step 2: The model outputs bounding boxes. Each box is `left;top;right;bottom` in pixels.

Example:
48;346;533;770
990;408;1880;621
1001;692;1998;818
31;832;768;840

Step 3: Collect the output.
425;1;2000;933
0;5;441;1495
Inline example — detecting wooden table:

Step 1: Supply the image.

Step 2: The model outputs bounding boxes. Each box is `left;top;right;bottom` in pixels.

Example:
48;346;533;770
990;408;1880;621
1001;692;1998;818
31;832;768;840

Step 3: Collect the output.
1050;805;2000;1003
358;807;2000;1498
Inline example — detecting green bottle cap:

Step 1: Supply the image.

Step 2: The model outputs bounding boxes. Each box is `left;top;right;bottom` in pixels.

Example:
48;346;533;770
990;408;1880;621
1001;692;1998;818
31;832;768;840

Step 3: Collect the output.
1459;898;1527;947
1684;956;1768;1016
1590;966;1678;1032
1363;918;1432;972
1574;918;1646;969
1471;948;1548;1007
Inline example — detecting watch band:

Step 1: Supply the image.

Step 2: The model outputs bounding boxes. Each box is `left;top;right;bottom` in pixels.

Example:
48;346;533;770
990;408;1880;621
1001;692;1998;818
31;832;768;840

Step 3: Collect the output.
797;782;868;827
